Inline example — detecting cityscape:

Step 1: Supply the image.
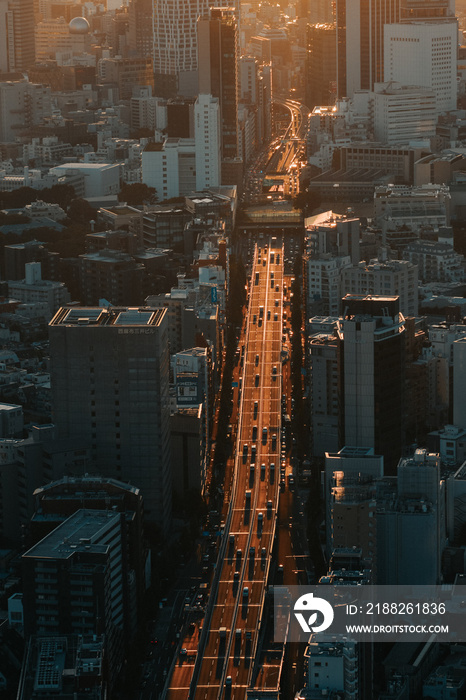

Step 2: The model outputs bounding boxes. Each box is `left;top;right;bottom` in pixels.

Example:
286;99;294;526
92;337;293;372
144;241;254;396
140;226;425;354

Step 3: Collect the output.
1;0;466;698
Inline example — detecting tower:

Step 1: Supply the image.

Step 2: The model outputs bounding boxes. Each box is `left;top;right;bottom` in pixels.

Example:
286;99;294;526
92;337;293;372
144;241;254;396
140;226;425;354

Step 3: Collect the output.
198;7;239;174
49;306;171;531
0;0;35;73
335;0;401;98
337;295;406;472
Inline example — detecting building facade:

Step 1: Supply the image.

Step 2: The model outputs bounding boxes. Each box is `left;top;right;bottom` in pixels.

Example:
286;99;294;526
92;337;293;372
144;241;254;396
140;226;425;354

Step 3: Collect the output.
49;306;171;528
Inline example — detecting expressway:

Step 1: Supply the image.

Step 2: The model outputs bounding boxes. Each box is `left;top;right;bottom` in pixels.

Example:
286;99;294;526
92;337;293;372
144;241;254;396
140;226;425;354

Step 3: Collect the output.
166;240;284;699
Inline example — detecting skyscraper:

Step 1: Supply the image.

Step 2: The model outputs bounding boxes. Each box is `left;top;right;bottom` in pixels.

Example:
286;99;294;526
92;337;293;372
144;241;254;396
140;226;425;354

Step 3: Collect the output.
152;0;240;98
0;0;35;73
198;7;240;181
335;0;401;97
337;295;406;472
49;306;171;530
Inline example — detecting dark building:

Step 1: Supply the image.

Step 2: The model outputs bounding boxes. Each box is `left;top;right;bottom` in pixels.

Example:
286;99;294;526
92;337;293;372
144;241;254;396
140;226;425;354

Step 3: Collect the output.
30;475;147;621
22;510;128;686
305;23;337;109
198;8;239;170
78;250;145;306
4;240;59;281
49;306;171;528
127;0;153;57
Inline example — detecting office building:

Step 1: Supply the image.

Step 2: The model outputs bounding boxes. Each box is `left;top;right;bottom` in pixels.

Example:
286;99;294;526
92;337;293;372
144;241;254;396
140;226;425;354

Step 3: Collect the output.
325;446;384;558
0;0;35;72
0;82;52;142
306;212;361;263
336;0;401;98
308;254;352;318
384;21;457;113
341;258;418;317
377;449;445;584
31;474;147;620
142;95;221;198
22;510;127;684
309;333;339;456
170;406;207;495
337;295;406;472
198;7;240;180
372;81;437;145
49;306;171;528
0;424;90;545
78;250;145;306
306;23;337;109
153;0;209;98
128;0;152;57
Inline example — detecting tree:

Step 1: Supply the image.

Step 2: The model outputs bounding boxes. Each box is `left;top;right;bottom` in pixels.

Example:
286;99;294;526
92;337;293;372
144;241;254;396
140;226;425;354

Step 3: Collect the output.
118;183;158;206
292;189;322;214
67;198;97;225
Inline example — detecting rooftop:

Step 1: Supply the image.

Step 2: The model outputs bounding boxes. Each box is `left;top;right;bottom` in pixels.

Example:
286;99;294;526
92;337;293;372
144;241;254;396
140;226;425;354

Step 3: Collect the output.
50;306;166;327
23;509;120;560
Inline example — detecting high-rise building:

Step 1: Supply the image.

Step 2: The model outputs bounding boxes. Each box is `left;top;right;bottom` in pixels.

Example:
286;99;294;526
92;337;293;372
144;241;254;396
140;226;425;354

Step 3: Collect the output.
337;295;406;472
128;0;152;57
22;509;127;684
335;0;401;98
198;7;239;176
49;306;171;528
0;0;35;73
377;449;445;584
384;21;457;113
306;23;337;109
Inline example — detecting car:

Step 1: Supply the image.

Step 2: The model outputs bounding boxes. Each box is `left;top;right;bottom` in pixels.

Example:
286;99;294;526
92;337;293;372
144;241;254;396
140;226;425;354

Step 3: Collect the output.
254;400;258;418
180;648;187;656
255;374;260;387
249;546;255;557
226;676;233;686
242;586;249;600
255;354;259;366
274;314;278;321
260;463;266;480
267;310;271;320
234;571;240;581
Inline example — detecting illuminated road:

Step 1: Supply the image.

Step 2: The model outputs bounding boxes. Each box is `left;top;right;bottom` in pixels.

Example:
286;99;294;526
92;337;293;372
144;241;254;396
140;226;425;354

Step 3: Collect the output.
166;240;284;699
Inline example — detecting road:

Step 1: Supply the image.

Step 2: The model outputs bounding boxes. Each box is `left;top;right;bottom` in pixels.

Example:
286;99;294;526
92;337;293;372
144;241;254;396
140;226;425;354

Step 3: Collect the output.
167;240;284;699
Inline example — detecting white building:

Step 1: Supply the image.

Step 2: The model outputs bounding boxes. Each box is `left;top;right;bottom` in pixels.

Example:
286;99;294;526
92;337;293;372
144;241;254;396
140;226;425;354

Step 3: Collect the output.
306;635;359;699
194;94;221;191
142;95;221;199
384;21;458;114
8;263;70;317
307;254;351;316
341;258;418;316
49;163;120;198
371;81;437;144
